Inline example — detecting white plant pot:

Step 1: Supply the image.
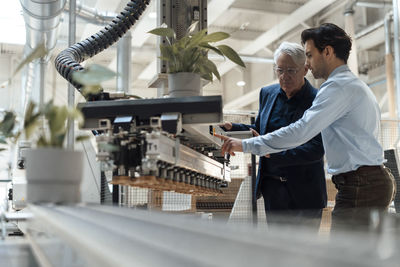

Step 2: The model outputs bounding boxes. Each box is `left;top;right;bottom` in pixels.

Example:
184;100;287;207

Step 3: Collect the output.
25;148;84;204
168;72;202;97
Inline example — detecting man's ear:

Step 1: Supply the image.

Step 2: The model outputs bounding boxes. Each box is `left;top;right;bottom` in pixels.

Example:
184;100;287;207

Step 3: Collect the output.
302;65;309;76
324;45;335;59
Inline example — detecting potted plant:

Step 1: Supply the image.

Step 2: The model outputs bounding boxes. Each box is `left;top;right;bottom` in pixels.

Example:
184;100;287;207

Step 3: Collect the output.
148;22;246;97
0;41;116;204
19;63;116;204
0;101;88;204
22;100;90;203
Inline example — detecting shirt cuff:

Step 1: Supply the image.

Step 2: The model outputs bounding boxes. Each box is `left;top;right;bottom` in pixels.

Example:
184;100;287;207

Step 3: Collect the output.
242;138;252;153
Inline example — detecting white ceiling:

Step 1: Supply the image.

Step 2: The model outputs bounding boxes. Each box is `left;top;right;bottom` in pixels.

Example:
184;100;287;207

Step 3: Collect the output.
0;0;395;115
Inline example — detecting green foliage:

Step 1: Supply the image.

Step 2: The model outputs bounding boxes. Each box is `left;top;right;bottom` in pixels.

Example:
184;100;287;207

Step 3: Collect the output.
148;22;245;82
0;111;19;151
72;64;117;98
0;43;101;150
23;101;89;148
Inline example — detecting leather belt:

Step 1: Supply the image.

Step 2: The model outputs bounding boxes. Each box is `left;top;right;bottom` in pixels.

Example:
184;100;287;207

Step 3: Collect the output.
270;176;288;182
332;165;384;186
339;165;384;177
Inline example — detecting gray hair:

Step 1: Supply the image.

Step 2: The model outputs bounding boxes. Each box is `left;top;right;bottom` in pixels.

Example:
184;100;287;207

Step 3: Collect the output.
273;41;306;67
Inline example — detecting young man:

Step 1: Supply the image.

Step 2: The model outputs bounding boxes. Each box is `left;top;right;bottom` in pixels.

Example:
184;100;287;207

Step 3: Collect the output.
223;42;326;228
216;23;395;230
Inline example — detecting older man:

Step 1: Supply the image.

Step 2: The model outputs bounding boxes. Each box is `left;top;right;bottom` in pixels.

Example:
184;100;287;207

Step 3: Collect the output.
223;42;327;227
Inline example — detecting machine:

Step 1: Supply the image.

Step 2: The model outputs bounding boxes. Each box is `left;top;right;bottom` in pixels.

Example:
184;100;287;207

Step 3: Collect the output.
54;0;239;199
77;95;232;196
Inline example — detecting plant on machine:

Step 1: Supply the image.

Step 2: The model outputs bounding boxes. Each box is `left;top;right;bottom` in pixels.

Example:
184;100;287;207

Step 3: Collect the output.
148;22;246;82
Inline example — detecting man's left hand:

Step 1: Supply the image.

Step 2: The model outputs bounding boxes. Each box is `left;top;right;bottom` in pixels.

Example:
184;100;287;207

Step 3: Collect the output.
213;133;243;156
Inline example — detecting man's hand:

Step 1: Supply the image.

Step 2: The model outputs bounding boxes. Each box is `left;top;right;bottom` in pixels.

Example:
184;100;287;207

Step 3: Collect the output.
220;122;233;131
213;133;243;156
249;129;269;157
250;128;259;137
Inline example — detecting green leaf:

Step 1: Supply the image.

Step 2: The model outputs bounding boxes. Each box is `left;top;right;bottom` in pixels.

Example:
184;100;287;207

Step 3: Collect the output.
0;111;17;138
148;27;176;39
149;23;245;80
82;85;103;97
24;122;39;140
186;21;199;36
51;133;65;148
160;45;175;63
182;48;198;72
37;136;49;148
202;32;230;43
24;101;41;139
197;63;213;82
0;136;7;144
69;108;84;126
204;59;221;81
75;135;90;142
20;99;91;148
72;64;116;86
199;43;224;56
217;45;246;68
187;29;208;47
200;72;213;82
47;105;68;136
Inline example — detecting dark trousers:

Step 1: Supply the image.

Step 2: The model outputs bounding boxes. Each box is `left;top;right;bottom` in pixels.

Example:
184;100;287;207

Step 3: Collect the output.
331;165;396;232
261;178;322;230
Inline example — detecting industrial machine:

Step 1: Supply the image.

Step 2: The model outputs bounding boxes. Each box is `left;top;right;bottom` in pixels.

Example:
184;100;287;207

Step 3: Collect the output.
55;0;237;199
77;96;231;196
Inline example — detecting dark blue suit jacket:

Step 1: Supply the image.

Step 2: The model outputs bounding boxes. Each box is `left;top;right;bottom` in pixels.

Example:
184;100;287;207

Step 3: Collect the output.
231;79;327;210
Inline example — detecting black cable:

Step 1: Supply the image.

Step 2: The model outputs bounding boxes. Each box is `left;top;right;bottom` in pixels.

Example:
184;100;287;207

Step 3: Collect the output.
55;0;150;99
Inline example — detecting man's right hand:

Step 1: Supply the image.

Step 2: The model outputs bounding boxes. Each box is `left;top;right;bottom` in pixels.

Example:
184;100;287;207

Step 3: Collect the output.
221;122;233;131
213;133;243;156
250;128;259;137
249;129;269;157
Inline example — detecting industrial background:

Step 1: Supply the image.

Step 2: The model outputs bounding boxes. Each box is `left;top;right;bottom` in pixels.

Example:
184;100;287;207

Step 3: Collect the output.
1;1;400;267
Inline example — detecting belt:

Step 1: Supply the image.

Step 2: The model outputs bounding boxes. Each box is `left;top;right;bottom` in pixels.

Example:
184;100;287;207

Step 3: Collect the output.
332;165;384;185
339;165;384;177
269;176;288;182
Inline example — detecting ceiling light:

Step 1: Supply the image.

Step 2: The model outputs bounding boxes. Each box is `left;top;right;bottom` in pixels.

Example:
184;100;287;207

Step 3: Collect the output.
236;81;246;87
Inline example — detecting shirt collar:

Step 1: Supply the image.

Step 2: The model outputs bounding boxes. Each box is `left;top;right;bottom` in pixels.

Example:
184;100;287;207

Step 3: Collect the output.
327;64;349;80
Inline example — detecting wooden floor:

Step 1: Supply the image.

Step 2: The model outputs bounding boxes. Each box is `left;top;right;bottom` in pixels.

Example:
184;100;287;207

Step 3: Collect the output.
319;178;337;235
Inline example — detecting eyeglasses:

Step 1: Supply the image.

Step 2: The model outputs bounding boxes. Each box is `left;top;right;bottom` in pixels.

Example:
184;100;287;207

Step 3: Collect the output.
274;67;299;76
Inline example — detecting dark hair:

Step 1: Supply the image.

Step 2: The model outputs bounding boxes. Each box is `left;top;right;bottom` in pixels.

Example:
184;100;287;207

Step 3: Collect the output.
301;23;352;63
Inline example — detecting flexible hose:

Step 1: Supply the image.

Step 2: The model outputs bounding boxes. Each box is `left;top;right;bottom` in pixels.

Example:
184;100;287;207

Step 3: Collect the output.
55;0;150;99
